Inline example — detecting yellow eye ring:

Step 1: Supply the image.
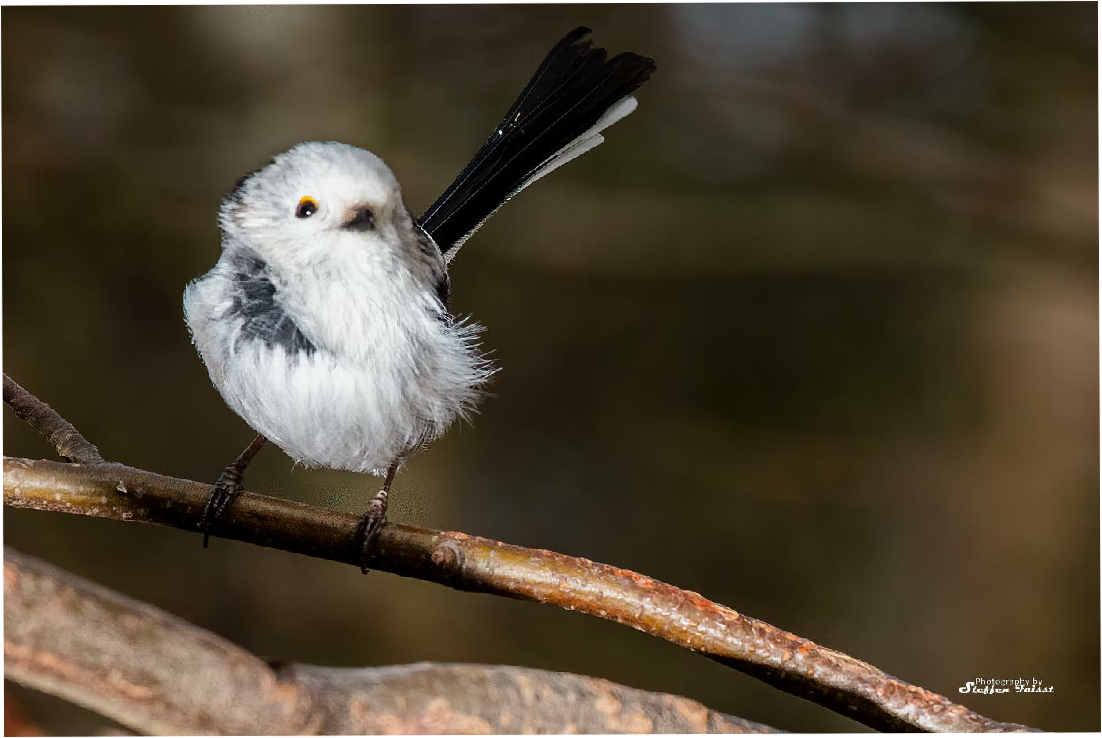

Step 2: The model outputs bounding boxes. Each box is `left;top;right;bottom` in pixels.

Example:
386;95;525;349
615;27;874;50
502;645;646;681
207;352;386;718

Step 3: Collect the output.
295;196;318;219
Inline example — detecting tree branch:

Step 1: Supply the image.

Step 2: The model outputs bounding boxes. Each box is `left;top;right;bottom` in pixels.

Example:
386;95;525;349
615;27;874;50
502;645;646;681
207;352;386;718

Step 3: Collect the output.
3;375;102;464
3;547;775;735
3;374;1036;733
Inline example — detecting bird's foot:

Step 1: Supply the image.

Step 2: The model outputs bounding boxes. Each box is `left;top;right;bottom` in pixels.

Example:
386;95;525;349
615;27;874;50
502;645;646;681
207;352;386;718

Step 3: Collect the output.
199;465;244;548
349;488;389;574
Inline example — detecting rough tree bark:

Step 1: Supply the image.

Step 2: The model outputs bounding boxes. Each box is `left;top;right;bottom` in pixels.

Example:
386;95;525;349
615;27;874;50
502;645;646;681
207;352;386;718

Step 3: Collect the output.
3;548;774;735
3;374;1037;733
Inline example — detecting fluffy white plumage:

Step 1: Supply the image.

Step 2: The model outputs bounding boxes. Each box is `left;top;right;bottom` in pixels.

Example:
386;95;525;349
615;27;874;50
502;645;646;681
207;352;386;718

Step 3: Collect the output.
183;39;651;486
184;142;492;475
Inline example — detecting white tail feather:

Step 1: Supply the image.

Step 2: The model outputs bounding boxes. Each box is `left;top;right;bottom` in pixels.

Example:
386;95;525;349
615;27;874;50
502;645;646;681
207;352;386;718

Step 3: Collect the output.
517;95;639;194
444;96;640;264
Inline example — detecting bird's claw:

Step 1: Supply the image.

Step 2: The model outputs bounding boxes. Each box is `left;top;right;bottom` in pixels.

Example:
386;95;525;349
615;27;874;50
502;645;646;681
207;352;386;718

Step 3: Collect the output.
199;468;243;548
349;488;389;574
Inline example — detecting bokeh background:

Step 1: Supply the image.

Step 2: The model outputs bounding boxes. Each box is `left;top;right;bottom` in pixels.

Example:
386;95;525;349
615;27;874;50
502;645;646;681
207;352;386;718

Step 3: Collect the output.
3;4;1097;733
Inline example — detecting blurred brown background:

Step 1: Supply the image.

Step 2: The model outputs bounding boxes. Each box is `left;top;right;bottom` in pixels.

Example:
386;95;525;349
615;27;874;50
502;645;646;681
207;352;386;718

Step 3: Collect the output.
3;4;1097;733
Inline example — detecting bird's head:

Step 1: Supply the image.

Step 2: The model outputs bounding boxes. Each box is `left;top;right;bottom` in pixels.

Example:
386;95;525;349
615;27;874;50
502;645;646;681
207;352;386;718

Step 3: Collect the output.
219;141;423;271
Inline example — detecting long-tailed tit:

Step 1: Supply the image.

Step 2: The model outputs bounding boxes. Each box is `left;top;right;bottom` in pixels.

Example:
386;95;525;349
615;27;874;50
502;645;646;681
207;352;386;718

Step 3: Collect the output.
183;27;655;569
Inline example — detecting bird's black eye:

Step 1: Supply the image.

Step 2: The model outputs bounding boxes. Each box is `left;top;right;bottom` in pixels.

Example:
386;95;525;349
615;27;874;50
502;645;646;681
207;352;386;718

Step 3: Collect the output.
295;196;318;218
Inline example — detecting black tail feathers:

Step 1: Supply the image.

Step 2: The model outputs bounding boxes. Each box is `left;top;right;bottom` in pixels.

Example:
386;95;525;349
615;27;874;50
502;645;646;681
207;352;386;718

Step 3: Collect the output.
419;27;655;257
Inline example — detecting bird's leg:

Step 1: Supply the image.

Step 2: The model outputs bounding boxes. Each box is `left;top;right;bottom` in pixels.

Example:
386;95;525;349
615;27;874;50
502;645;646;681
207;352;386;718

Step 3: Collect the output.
199;434;267;547
351;461;398;574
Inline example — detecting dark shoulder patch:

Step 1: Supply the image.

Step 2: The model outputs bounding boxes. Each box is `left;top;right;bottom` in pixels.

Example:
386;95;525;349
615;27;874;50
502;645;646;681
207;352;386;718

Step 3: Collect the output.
412;220;451;317
228;252;316;356
413;220;443;259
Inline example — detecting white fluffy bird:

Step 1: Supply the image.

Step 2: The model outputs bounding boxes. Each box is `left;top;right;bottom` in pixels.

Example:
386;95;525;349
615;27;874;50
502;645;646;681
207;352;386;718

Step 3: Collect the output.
184;28;655;567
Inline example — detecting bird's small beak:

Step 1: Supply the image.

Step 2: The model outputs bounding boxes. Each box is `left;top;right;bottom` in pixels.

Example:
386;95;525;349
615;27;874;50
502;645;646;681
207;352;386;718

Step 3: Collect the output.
342;205;375;232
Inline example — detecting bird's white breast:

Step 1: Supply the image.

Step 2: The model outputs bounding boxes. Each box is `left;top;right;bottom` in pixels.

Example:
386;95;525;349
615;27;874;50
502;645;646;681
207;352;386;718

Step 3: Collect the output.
184;246;489;475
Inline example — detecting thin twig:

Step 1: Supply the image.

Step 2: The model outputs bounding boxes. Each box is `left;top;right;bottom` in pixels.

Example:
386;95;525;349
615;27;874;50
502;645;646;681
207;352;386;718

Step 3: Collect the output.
3;547;776;735
3;374;103;464
2;457;1033;733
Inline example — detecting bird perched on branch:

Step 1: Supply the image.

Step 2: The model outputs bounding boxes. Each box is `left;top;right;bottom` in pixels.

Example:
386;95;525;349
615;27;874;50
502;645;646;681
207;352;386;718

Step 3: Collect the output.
183;27;655;570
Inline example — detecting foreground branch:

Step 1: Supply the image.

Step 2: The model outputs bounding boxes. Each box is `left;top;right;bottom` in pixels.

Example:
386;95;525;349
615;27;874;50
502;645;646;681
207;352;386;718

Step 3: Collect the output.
3;375;1036;732
3;457;1031;734
3;548;773;734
